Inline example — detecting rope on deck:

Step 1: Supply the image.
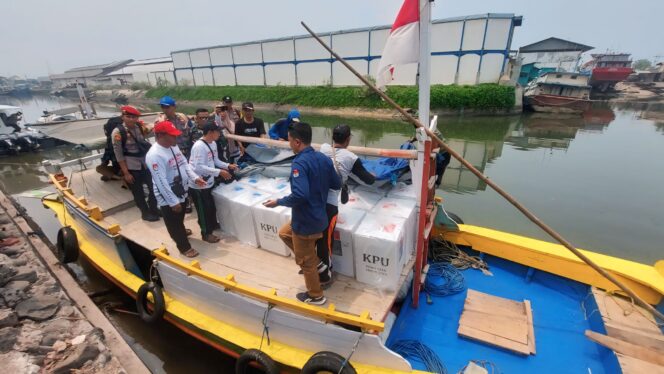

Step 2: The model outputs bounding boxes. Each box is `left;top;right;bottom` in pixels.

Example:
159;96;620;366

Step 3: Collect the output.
390;340;448;374
424;263;465;297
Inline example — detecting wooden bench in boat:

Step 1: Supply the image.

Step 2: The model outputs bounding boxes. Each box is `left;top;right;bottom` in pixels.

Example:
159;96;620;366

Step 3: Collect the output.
68;168;412;322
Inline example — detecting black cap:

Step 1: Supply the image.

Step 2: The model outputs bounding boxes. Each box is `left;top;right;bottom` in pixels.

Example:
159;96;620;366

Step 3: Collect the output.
202;122;220;135
242;102;254;111
222;96;232;103
332;124;351;143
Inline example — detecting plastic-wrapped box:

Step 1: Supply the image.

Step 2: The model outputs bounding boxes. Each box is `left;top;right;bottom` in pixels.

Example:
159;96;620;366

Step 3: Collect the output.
371;198;417;266
387;182;418;200
353;213;406;290
354;183;390;197
344;190;382;211
252;202;291;256
267;178;291;198
332;208;366;277
212;182;255;237
227;190;271;247
238;174;271;192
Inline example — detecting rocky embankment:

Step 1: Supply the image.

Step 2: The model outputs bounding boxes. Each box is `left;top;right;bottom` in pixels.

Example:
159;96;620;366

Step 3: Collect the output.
0;205;127;373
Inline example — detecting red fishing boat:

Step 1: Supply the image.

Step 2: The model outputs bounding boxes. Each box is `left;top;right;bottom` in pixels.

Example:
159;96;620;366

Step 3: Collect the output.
584;53;633;91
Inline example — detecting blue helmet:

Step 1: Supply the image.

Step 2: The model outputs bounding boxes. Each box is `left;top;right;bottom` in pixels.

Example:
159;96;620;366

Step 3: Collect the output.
159;96;176;107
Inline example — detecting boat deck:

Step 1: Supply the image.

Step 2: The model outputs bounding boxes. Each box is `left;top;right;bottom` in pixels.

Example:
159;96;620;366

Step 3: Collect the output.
387;253;618;374
70;168;408;320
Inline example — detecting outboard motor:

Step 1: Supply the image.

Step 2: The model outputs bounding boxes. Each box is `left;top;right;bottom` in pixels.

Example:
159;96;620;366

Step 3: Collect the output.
0;136;19;155
15;133;40;152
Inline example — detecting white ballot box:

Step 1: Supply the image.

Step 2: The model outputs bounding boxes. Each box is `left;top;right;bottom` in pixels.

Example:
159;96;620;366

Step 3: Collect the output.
238;174;271;192
371;198;417;266
344;190;382;211
212;182;255;237
387;182;419;200
354;213;406;290
252;201;291;256
332;207;366;278
229;190;271;247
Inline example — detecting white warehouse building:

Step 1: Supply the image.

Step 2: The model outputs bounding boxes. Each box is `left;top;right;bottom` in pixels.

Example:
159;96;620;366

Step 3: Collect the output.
103;57;175;86
170;13;522;87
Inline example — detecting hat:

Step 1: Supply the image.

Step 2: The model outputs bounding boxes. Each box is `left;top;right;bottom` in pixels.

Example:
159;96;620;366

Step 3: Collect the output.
288;108;300;123
222;96;232;104
154;120;181;136
332;124;351;143
203;122;220;135
159;96;176;107
242;102;254;111
121;105;141;116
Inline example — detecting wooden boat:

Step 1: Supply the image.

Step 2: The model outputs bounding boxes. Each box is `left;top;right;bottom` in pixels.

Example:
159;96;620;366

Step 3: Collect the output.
524;72;593;114
41;128;664;373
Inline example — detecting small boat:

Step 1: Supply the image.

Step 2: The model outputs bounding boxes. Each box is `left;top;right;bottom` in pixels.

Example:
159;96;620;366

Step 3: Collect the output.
0;105;47;154
524;72;592;114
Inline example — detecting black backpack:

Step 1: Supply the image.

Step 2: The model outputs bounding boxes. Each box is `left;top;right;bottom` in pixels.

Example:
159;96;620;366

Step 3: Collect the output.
103;116;124;152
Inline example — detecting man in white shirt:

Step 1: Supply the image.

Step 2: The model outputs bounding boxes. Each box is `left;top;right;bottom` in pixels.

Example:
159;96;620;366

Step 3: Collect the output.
146;121;206;258
189;123;237;243
318;124;375;286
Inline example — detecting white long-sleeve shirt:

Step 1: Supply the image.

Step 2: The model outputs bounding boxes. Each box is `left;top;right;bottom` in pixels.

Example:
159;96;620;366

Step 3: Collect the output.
188;139;229;189
146;143;200;207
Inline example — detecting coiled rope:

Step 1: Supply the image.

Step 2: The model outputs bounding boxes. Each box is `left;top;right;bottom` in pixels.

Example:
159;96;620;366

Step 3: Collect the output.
390;340;447;374
424;263;465;297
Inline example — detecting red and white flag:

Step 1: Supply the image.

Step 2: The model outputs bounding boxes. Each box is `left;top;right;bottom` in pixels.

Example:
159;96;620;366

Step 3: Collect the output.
376;0;420;89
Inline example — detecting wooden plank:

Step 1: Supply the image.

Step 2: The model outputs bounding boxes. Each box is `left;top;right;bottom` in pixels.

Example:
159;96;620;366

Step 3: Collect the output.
592;288;661;335
605;322;664;353
104;205;405;320
585;330;664;366
618;354;664;374
524;299;536;355
459;310;528;345
465;289;526;317
458;325;530;355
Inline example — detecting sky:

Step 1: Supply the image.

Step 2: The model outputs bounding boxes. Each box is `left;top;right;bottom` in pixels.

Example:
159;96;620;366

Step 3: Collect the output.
1;0;661;78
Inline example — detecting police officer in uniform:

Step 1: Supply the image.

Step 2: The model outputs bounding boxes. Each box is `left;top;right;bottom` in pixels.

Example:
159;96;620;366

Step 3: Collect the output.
111;106;159;222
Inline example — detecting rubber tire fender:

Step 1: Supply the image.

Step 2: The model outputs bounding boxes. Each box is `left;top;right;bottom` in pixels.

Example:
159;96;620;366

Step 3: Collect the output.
135;282;165;324
301;351;357;374
447;212;464;224
56;226;79;263
234;348;279;374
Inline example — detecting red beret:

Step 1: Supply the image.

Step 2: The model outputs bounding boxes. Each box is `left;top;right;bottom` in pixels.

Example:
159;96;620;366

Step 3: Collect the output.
154;120;181;136
121;105;141;116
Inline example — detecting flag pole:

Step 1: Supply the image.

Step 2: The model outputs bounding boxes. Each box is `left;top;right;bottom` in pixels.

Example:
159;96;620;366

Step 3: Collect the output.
418;0;432;127
300;21;664;322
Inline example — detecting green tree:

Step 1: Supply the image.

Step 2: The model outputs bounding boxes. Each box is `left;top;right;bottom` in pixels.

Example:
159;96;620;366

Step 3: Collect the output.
633;59;652;70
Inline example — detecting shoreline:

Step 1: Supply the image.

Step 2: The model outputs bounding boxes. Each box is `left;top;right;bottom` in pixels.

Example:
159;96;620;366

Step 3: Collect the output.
0;189;149;374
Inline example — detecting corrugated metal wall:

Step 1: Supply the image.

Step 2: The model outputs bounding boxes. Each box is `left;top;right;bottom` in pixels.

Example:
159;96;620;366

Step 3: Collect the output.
171;13;520;87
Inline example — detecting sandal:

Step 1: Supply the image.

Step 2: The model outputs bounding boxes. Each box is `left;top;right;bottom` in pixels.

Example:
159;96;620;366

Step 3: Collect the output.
203;234;220;243
182;248;199;258
185;229;192;236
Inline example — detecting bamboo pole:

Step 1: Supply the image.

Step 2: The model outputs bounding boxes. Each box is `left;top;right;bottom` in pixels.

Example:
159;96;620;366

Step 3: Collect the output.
225;133;418;159
300;21;664;321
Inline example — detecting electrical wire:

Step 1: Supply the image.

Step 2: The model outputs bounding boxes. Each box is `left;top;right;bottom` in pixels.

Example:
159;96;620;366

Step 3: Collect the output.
424;262;465;297
390;340;447;374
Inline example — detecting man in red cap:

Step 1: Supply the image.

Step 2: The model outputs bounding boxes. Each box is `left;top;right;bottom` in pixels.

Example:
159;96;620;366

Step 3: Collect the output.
146;120;206;258
111;105;159;222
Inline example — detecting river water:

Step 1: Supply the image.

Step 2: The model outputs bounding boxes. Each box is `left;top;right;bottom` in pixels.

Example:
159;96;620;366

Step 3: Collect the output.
1;95;663;372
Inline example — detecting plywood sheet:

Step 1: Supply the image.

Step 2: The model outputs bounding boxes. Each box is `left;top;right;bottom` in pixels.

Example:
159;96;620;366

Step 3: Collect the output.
458;289;535;355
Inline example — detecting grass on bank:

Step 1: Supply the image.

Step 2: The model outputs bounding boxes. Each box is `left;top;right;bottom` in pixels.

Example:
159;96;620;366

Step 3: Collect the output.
145;84;515;110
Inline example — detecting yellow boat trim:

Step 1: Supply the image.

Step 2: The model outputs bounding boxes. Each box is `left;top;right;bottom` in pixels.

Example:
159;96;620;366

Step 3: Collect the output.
153;247;385;332
441;224;664;305
43;199;423;373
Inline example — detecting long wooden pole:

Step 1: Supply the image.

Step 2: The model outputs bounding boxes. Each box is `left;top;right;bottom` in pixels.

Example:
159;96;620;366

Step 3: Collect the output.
300;21;664;321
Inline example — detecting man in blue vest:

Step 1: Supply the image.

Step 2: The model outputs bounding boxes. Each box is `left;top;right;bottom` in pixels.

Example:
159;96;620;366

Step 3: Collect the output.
263;122;340;305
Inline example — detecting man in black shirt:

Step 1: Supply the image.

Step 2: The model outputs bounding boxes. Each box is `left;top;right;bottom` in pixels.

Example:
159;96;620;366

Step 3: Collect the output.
234;102;266;151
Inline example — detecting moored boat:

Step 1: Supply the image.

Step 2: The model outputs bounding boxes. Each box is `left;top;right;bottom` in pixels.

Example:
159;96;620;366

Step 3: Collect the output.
524;72;592;114
583;53;634;92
